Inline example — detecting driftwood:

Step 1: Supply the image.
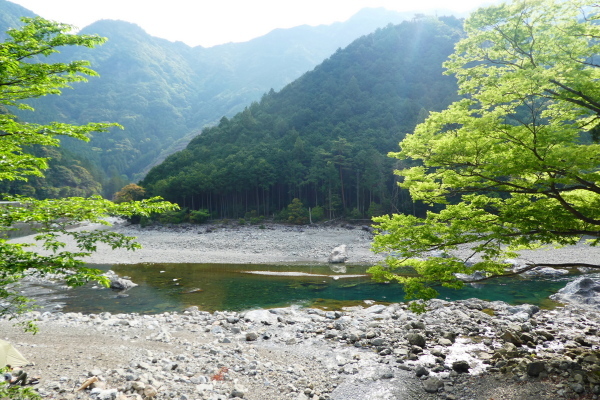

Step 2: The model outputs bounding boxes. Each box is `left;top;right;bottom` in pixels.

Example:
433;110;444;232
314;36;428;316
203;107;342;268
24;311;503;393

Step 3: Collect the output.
75;376;98;391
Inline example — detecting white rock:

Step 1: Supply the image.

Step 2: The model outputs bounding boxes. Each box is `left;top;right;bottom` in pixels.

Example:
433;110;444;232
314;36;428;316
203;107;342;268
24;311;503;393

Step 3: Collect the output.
328;244;348;263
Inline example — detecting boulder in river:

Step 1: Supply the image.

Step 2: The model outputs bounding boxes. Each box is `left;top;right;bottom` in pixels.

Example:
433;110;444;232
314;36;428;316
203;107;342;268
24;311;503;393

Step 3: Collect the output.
550;277;600;308
104;271;138;291
109;278;138;291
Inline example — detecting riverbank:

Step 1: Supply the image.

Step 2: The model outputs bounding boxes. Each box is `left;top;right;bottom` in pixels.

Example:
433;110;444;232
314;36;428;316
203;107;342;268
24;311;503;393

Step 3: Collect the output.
14;219;600;266
13;221;384;265
111;221;600;267
5;221;600;399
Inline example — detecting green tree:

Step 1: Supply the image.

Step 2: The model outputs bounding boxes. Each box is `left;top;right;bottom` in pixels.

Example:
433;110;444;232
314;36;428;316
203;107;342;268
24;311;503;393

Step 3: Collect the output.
113;183;146;203
0;17;176;330
286;198;309;225
369;0;600;307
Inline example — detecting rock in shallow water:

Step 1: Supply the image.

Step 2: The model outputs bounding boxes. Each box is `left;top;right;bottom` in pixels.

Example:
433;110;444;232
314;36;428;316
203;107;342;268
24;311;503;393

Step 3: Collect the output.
551;277;600;308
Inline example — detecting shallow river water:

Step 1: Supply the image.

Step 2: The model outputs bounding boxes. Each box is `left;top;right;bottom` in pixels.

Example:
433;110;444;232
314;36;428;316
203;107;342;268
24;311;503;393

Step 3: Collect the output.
39;263;587;314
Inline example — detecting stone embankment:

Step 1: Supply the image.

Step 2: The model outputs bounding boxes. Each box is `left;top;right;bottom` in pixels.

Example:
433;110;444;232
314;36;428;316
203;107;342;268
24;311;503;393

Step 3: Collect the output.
4;298;600;400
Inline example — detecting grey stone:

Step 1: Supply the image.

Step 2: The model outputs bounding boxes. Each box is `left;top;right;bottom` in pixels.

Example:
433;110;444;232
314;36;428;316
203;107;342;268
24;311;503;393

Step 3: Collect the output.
411;321;426;330
571;383;585;394
365;304;387;314
231;383;247;398
415;366;430;377
452;360;470;373
244;309;278;325
454;271;488;282
442;331;456;342
109;277;138;291
500;330;523;347
527;361;546;377
406;333;426;348
90;388;118;400
523;267;569;277
506;304;540;317
422;377;443;393
550;277;600;308
575;335;592;347
377;368;394;379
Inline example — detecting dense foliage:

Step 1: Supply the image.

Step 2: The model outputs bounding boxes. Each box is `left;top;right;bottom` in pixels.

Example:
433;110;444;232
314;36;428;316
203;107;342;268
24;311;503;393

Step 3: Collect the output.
141;18;463;220
0;17;175;328
369;0;600;307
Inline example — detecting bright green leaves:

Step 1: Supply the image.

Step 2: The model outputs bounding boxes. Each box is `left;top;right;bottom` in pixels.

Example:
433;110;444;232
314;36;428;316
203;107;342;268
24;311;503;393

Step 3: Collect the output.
0;18;177;324
373;1;600;308
0;17;105;105
0;18;121;184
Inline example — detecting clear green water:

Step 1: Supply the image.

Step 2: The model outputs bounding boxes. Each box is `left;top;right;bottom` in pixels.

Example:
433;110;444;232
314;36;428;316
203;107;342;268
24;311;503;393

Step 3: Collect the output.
55;263;587;314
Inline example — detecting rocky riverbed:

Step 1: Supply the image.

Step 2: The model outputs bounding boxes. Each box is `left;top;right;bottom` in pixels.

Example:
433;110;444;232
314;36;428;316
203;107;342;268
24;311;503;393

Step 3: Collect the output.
5;221;600;399
3;298;600;400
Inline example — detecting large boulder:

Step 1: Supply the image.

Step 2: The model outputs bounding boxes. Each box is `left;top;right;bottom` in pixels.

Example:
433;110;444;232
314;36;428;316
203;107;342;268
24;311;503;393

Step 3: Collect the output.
550;277;600;308
328;244;348;263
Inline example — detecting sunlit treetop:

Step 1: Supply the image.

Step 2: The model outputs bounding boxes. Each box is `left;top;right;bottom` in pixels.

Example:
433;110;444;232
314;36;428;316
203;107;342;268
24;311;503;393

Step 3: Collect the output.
369;0;600;309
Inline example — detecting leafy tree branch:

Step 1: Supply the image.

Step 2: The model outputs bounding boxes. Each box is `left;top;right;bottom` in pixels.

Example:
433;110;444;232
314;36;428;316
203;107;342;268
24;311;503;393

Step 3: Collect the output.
370;0;600;308
0;17;176;328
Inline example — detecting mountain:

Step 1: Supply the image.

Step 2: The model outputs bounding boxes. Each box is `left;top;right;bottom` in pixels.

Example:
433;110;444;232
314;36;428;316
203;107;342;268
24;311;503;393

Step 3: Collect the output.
0;0;34;35
0;0;420;196
140;17;464;220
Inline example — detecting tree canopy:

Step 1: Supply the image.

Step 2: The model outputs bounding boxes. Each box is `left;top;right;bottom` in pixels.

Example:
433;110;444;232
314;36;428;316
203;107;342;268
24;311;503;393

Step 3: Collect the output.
0;17;175;328
369;0;600;306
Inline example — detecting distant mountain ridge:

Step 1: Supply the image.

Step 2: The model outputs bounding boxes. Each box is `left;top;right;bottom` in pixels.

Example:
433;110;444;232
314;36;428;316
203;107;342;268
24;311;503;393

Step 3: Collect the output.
0;0;424;193
140;17;464;220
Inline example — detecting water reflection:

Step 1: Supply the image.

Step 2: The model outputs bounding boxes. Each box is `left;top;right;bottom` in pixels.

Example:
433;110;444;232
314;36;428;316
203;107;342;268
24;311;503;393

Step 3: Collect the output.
329;264;347;274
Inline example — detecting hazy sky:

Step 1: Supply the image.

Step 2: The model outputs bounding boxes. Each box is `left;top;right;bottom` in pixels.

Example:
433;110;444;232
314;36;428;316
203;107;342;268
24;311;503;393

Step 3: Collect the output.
9;0;501;47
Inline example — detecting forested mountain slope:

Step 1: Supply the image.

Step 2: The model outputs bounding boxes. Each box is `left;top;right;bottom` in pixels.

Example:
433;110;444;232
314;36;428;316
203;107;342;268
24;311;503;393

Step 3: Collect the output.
141;17;464;220
0;0;415;197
